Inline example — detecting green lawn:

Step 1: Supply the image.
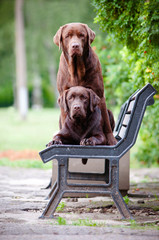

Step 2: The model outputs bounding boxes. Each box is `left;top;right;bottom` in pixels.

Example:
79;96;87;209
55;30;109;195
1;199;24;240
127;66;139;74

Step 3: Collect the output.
0;107;60;168
0;107;60;151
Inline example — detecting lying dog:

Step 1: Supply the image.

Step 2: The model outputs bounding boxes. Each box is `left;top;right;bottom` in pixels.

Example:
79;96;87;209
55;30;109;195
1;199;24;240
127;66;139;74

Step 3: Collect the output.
53;22;117;145
48;86;115;147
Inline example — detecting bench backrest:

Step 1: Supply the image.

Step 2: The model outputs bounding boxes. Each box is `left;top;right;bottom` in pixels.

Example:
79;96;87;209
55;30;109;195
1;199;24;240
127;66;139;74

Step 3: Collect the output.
114;83;156;145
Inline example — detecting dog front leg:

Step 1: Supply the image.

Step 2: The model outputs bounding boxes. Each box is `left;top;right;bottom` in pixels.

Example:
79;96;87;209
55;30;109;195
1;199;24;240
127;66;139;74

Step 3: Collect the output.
80;134;106;146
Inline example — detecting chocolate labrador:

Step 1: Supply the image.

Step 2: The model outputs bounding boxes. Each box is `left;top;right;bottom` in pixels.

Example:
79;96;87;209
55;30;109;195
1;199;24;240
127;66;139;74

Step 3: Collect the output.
53;22;117;145
48;86;108;146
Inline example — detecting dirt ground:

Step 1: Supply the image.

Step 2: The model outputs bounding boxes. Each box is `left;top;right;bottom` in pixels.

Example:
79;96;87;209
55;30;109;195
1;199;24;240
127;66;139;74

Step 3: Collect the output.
0;166;158;240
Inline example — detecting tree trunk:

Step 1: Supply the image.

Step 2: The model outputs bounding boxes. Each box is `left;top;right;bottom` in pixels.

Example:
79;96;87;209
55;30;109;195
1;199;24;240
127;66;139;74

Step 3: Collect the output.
15;0;28;120
32;74;43;109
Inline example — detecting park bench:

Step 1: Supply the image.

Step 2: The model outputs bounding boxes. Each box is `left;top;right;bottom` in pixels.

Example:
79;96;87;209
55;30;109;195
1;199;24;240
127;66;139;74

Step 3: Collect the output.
39;83;157;219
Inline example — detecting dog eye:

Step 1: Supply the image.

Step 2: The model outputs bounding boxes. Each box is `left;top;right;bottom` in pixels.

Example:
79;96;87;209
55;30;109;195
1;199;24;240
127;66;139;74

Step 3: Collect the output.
79;33;84;38
68;95;75;100
65;33;72;39
80;95;87;100
65;32;73;39
65;34;69;39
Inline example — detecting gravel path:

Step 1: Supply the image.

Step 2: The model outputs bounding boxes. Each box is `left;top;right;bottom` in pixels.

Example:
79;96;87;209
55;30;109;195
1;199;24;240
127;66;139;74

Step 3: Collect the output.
0;166;158;240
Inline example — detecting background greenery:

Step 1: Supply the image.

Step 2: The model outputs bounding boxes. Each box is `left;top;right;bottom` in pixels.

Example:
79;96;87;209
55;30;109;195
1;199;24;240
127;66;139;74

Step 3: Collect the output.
0;0;158;167
0;0;99;108
92;0;159;166
0;0;15;107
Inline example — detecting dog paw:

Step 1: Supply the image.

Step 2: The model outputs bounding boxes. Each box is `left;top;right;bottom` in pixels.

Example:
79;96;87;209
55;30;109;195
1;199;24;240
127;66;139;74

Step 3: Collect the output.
53;140;62;145
46;139;62;147
80;138;95;146
46;141;53;147
106;134;117;145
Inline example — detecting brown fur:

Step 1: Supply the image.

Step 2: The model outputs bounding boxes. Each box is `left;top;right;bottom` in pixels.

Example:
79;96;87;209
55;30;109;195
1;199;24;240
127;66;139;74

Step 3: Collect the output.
48;87;106;146
54;23;117;145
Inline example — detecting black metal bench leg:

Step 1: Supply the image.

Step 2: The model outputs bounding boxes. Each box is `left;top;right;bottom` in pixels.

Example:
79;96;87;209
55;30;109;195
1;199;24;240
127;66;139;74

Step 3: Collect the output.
40;159;67;219
111;190;133;219
110;160;133;219
46;180;57;200
40;184;63;218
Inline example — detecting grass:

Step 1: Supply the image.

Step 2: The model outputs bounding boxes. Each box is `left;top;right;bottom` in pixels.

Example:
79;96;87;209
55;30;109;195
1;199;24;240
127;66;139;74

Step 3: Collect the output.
0;157;52;169
56;202;66;212
72;218;100;227
48;216;159;230
0;107;60;168
50;217;104;227
0;107;60;151
123;195;130;205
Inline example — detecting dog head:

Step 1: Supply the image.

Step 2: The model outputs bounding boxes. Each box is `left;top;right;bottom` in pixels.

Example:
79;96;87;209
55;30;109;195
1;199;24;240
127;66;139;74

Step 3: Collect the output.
58;86;100;121
53;23;95;57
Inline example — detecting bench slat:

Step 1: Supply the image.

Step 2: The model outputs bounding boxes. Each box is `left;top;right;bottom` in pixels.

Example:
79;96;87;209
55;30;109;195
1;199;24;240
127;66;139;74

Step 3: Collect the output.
123;114;131;125
127;100;135;112
118;125;127;139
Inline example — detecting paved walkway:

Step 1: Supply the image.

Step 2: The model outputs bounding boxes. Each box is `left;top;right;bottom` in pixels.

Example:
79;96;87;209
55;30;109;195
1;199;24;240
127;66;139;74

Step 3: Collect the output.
0;166;158;240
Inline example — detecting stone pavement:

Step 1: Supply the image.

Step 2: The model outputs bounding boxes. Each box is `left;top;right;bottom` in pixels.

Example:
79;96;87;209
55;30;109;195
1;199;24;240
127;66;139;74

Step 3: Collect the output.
0;166;158;240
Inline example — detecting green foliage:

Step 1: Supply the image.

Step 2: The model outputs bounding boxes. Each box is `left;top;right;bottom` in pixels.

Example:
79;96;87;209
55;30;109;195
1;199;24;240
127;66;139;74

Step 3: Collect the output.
92;36;131;107
56;216;67;225
136;102;159;167
129;220;137;228
55;217;101;227
92;0;159;90
0;158;52;169
56;202;66;212
92;0;159;165
123;195;130;205
72;218;98;227
0;0;15;107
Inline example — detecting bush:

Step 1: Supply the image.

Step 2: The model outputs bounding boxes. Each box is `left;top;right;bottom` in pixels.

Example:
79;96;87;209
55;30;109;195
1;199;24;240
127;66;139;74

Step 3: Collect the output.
0;0;15;107
92;0;159;166
92;0;159;90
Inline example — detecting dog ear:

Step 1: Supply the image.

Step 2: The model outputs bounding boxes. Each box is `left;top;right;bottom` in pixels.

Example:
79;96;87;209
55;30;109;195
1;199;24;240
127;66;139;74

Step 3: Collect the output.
83;24;95;45
53;25;66;50
88;89;100;112
58;90;69;112
53;27;62;49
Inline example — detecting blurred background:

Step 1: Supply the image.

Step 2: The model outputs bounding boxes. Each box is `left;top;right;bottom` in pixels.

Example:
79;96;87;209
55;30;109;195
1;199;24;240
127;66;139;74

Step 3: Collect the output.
0;0;158;169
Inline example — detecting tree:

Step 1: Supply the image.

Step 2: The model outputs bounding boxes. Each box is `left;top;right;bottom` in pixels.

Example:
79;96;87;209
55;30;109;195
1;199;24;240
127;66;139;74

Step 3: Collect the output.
92;0;159;165
15;0;28;119
0;0;15;107
92;0;159;90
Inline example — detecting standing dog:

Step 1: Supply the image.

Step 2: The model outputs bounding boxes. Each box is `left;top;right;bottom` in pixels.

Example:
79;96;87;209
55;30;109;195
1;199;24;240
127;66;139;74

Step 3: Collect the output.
53;23;117;145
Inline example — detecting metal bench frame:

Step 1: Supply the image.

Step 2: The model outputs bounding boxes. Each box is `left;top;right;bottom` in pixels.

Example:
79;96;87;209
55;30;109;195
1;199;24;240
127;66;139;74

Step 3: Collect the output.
39;83;156;219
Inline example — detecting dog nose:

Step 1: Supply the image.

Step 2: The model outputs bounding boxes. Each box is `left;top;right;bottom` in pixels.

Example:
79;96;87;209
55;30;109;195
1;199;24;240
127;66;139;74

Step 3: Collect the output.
72;43;79;49
73;104;80;110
